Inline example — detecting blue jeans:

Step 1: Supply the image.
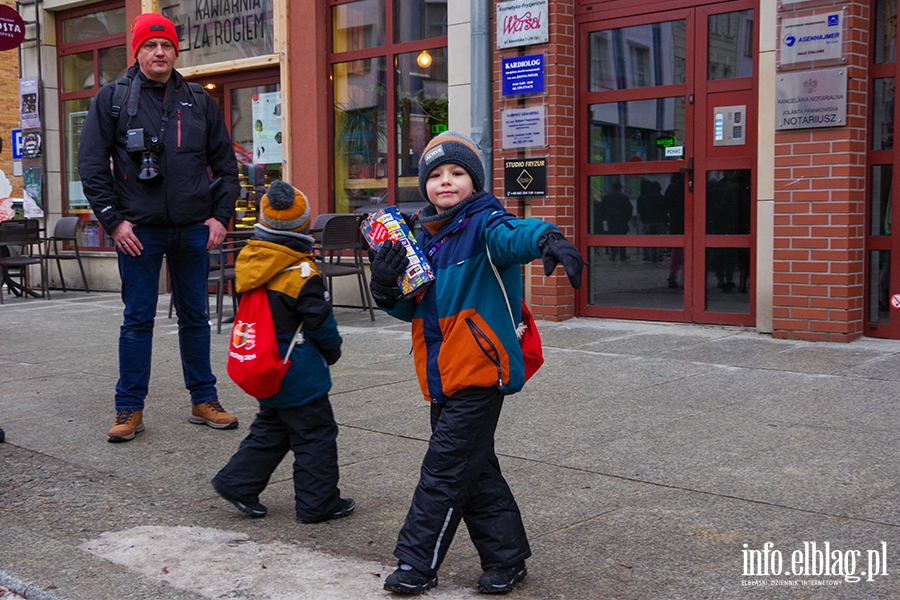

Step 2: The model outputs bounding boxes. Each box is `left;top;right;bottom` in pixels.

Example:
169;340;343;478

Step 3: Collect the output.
115;223;217;411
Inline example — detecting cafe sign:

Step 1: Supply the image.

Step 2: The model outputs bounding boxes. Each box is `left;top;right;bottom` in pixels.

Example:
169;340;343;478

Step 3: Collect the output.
775;68;846;130
159;0;274;69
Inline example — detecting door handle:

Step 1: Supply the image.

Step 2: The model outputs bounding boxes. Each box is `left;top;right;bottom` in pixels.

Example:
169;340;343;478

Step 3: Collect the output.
680;157;694;192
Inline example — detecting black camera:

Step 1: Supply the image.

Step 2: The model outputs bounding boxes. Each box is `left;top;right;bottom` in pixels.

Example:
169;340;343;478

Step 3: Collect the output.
126;128;164;185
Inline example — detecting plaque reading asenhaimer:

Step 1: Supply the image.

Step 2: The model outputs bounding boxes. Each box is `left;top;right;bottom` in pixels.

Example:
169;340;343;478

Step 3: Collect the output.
775;68;846;130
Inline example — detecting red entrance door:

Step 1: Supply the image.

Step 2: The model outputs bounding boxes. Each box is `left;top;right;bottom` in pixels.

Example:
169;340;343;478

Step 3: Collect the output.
577;0;757;326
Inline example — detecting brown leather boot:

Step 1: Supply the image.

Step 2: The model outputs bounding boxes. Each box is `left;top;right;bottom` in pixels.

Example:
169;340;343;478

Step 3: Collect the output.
189;400;238;429
107;410;144;443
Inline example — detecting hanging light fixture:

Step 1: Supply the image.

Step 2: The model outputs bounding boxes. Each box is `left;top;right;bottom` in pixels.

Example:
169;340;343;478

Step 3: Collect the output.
416;50;433;69
205;82;216;90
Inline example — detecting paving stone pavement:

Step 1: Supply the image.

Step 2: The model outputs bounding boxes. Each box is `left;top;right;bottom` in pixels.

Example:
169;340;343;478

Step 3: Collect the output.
3;291;900;599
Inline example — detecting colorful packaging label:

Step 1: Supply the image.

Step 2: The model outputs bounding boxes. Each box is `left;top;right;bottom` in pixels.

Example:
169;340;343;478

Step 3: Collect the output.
361;206;435;299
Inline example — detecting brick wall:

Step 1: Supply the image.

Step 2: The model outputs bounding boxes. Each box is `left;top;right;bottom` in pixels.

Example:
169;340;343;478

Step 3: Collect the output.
0;0;23;198
771;1;868;342
493;0;576;320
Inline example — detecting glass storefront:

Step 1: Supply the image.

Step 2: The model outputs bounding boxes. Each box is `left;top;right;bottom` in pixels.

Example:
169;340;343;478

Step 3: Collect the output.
58;4;128;248
329;0;447;216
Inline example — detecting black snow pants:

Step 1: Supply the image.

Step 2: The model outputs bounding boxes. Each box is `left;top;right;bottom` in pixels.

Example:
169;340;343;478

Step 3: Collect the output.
394;386;531;575
212;395;341;522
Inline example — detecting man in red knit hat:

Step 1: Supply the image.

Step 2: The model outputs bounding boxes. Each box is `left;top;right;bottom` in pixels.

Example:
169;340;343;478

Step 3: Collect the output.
78;13;241;443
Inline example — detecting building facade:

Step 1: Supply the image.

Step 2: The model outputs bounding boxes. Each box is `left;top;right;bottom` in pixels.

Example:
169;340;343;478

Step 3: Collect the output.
11;0;899;341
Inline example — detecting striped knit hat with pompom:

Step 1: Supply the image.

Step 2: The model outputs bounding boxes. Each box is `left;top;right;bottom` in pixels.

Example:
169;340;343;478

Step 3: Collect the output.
259;180;311;234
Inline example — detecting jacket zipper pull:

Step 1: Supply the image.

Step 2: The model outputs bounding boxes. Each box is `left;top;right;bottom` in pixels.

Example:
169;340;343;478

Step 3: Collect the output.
177;110;182;148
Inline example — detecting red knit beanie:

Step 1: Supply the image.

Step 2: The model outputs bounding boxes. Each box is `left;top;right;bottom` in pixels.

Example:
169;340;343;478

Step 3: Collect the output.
131;13;179;57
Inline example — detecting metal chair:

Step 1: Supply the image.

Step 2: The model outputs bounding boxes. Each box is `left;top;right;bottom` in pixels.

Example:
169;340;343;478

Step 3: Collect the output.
43;216;90;292
0;219;49;304
315;213;375;321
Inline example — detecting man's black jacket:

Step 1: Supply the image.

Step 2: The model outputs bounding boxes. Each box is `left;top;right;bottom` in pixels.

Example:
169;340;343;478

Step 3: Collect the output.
78;64;239;234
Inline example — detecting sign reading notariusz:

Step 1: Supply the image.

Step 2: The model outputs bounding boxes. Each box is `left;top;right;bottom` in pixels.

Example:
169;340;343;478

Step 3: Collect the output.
775;68;846;130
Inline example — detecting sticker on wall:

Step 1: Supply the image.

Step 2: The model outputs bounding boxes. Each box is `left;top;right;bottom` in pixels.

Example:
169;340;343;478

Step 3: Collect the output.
22;166;43;218
22;132;41;159
19;77;40;129
891;294;900;310
252;91;282;165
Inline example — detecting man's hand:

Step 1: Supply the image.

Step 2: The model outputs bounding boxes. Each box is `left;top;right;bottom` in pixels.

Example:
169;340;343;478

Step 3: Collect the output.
538;231;585;289
205;218;227;251
369;240;409;307
110;221;143;257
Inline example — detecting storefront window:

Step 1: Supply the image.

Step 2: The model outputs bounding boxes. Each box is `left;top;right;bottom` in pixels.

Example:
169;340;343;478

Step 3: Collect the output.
332;0;386;52
875;0;897;65
231;84;283;231
333;58;388;214
58;3;128;249
329;0;447;215
394;0;447;43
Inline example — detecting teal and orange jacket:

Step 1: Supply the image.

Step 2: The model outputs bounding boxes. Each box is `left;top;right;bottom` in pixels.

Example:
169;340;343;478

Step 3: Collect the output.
383;192;556;402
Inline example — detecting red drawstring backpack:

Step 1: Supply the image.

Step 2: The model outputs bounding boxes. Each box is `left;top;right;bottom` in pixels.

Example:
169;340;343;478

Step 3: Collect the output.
227;285;303;398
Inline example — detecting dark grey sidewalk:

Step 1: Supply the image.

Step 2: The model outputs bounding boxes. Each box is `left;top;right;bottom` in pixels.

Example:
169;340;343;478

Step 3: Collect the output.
3;291;900;599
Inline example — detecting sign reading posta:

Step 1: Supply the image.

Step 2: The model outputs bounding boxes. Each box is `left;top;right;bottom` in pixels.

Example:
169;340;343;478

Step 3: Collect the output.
0;5;26;51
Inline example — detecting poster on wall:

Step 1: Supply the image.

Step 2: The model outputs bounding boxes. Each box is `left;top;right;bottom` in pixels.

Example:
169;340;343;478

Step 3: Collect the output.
19;77;40;129
252;91;282;165
22;166;43;218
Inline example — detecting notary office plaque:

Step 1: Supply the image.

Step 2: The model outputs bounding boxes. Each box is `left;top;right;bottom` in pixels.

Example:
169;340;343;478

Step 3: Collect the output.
775;68;846;130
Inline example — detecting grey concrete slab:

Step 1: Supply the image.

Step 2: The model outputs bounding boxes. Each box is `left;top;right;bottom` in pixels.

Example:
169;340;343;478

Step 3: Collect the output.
3;292;900;599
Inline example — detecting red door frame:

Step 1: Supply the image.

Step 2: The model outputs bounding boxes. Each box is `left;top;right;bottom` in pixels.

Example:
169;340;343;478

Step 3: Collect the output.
575;0;757;326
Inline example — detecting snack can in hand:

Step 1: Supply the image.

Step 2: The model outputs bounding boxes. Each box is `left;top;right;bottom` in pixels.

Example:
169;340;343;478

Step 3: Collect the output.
361;206;435;298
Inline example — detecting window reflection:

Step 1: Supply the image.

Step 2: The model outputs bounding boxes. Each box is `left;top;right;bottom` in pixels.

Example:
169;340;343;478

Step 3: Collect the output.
871;165;892;236
588;97;686;163
60;8;126;43
394;48;447;219
705;248;750;313
60;51;95;93
874;78;895;151
394;0;447;43
587;246;684;310
869;250;891;324
588;20;686;92
332;0;386;52
875;0;897;65
706;170;751;235
231;85;283;231
707;10;754;80
333;58;388;214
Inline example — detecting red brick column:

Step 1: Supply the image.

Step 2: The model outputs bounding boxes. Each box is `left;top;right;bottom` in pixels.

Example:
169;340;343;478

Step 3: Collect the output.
493;0;576;321
772;2;868;342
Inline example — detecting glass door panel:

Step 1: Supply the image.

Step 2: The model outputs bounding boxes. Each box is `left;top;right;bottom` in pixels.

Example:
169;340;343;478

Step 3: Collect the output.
579;1;755;325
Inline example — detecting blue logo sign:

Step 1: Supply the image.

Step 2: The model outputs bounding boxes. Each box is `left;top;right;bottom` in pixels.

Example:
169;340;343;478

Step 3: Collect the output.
784;35;796;47
11;129;22;160
502;54;544;97
828;15;839;27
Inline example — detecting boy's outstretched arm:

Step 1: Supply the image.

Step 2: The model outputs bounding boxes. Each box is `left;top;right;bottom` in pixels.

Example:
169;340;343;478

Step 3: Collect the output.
538;231;585;289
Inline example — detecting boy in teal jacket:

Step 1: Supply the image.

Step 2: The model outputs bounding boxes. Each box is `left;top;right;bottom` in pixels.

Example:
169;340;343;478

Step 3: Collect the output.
212;181;354;524
371;132;583;595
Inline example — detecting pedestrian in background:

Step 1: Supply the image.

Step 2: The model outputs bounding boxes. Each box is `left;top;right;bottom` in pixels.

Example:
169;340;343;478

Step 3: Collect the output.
211;181;353;523
369;131;584;595
78;13;240;442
